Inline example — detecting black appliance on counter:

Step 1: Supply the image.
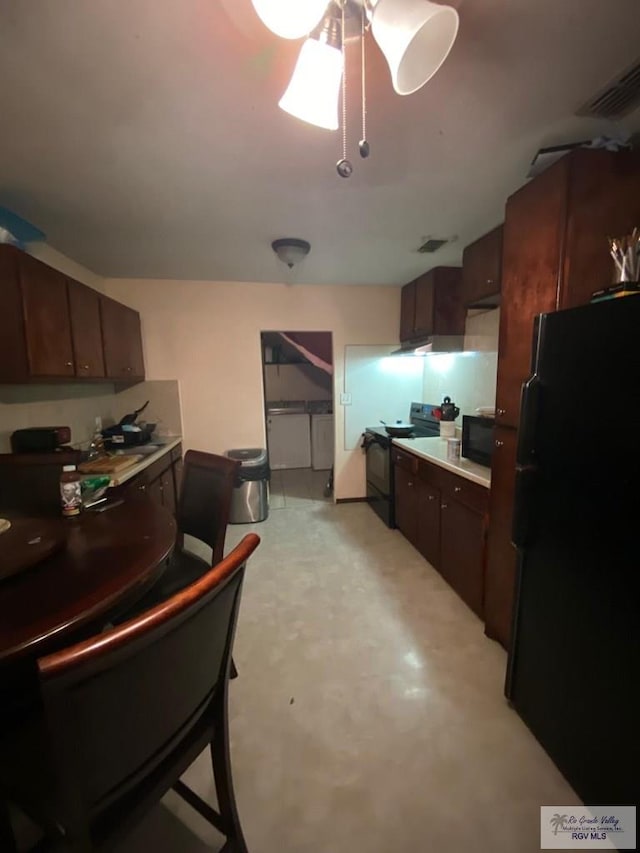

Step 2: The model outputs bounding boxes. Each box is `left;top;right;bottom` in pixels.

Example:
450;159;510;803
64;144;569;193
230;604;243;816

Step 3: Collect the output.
461;415;495;466
362;402;440;528
10;426;72;454
508;294;638;806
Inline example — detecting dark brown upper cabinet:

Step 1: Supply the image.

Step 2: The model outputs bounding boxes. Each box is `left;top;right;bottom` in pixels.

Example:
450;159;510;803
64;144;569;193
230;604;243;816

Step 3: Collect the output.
399;266;463;342
462;225;503;307
399;281;417;342
495;148;640;429
0;244;144;385
0;247;74;381
68;280;106;378
100;295;145;382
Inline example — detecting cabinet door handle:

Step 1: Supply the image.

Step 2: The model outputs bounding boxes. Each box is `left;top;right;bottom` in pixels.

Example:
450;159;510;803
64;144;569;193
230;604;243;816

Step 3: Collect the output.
82;364;89;370
441;503;448;509
454;486;461;493
497;408;505;416
495;440;504;447
65;361;73;367
127;366;132;372
486;278;494;286
407;481;413;487
428;494;436;501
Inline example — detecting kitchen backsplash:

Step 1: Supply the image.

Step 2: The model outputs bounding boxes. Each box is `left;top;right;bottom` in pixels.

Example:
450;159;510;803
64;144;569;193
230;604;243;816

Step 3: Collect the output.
422;351;498;418
344;345;424;450
422;309;499;418
0;380;183;453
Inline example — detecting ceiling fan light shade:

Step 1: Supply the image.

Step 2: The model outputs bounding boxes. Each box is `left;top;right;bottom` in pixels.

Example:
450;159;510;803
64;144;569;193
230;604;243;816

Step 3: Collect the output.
278;37;343;130
251;0;327;39
271;238;311;268
371;0;459;95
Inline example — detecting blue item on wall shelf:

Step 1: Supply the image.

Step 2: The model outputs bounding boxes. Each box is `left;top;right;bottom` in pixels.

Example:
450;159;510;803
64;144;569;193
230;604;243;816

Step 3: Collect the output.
0;208;46;247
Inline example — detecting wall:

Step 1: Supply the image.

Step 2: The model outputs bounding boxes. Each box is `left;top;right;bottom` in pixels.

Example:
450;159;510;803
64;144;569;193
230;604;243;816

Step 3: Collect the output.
0;380;182;453
102;278;400;499
264;362;332;403
464;307;500;352
26;242;105;291
422;307;499;421
344;346;423;450
422;351;498;419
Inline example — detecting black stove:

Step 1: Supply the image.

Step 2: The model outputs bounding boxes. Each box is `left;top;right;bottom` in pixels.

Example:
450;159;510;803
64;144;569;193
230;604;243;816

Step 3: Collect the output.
362;402;440;527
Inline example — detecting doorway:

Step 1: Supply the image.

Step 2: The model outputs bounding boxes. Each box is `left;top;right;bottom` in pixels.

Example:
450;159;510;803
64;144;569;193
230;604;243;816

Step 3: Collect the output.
261;331;334;507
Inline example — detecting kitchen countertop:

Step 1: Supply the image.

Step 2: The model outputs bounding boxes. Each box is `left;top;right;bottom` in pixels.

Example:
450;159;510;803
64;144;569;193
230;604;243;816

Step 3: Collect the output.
102;436;182;487
392;437;491;488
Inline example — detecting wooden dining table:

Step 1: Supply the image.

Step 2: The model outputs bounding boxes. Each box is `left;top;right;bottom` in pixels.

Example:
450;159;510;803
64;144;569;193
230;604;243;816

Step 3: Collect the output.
0;498;177;665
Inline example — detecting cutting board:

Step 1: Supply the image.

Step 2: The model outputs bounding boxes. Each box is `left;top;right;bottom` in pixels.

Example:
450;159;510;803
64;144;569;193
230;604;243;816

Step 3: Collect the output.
78;455;143;474
0;517;67;582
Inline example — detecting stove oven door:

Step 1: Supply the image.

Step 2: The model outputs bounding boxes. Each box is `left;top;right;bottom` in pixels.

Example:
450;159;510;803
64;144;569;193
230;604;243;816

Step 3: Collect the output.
363;432;394;527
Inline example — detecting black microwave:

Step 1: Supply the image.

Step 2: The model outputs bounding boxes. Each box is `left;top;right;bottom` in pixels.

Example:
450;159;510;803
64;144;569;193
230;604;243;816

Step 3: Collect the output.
461;415;495;467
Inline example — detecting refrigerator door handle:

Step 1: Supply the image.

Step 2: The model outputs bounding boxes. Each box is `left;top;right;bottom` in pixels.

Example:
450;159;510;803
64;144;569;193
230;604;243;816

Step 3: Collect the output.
511;464;539;549
517;373;541;465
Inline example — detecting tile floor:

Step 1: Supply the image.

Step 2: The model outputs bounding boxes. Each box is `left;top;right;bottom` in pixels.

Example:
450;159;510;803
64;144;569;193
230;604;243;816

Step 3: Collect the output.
118;497;579;852
13;492;580;851
268;467;332;509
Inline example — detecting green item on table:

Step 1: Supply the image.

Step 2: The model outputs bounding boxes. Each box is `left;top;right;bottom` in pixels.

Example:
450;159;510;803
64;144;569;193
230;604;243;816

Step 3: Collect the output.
81;475;111;492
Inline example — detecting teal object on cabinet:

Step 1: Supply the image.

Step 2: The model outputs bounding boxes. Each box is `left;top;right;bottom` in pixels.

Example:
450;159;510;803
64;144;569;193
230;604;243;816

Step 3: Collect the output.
0;207;46;246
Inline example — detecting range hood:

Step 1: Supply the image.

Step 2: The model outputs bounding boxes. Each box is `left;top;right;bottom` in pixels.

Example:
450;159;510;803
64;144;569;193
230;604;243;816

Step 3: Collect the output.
390;334;464;356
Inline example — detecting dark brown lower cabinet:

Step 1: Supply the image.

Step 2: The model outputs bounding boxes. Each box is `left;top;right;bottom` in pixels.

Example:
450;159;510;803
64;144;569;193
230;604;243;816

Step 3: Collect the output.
146;476;164;507
394;465;419;549
417;481;440;567
160;468;176;516
120;445;182;518
393;448;489;619
440;497;485;618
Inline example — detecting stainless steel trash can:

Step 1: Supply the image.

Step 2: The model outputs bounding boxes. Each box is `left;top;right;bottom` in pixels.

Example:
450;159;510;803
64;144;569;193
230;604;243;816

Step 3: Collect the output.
225;448;269;523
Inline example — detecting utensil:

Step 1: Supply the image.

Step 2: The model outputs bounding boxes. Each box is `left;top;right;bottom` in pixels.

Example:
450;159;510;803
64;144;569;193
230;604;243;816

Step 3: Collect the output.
380;420;415;437
91;499;125;513
119;401;149;426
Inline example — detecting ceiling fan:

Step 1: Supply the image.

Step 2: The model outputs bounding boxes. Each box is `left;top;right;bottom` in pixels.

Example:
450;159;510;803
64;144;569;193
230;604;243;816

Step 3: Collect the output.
250;0;459;176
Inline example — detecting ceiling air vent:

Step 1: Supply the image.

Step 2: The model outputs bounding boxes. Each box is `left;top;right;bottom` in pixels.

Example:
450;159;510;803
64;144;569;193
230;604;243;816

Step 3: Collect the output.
578;60;640;119
417;238;448;254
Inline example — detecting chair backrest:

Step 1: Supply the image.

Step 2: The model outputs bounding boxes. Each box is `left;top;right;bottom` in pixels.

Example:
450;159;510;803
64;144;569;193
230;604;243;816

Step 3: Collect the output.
37;532;260;837
178;449;241;563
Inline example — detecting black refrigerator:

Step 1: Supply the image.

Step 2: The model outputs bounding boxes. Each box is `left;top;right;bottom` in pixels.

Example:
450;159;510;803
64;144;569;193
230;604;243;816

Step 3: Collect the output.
506;293;639;807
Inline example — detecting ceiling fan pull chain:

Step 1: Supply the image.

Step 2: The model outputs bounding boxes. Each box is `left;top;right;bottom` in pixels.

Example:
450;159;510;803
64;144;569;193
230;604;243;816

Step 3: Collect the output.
336;0;353;178
359;1;369;158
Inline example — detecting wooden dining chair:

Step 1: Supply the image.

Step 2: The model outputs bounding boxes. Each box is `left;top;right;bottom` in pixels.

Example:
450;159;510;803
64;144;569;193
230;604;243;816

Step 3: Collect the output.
160;449;242;596
0;532;260;853
116;449;241;619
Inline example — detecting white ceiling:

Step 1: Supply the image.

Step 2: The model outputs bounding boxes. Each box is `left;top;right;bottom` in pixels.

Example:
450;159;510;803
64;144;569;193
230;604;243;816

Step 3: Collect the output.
1;0;639;285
